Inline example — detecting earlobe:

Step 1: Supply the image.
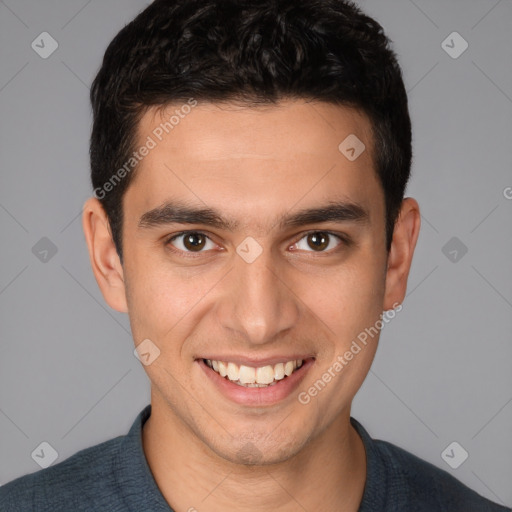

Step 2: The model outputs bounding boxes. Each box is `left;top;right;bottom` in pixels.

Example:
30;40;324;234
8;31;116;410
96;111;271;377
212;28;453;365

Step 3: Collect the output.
82;197;128;313
383;197;421;311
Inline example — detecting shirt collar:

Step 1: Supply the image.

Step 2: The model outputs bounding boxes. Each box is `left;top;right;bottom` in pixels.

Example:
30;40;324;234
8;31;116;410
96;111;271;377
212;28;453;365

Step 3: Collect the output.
115;404;173;511
350;416;388;511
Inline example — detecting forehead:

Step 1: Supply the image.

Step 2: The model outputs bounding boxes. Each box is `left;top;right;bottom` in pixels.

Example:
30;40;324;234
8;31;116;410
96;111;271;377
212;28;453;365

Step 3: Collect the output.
124;99;383;232
138;99;373;162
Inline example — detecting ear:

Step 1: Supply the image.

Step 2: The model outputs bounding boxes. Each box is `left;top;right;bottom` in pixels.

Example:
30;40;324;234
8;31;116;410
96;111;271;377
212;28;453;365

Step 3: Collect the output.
82;197;128;313
383;197;421;310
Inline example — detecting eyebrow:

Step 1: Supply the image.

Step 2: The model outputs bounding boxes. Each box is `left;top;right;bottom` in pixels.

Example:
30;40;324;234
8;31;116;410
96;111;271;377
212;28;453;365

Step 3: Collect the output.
138;200;369;231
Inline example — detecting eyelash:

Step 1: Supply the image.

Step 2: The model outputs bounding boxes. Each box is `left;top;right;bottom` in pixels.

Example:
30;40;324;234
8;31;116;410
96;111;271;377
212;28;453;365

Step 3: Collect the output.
164;230;350;258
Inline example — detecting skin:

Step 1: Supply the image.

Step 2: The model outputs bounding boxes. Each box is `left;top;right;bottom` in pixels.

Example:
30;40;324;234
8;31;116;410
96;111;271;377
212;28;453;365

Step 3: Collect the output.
82;99;420;512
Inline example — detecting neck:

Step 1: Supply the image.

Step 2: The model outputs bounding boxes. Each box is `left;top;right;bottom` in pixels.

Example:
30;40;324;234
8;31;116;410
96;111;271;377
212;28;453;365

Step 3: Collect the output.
142;396;367;512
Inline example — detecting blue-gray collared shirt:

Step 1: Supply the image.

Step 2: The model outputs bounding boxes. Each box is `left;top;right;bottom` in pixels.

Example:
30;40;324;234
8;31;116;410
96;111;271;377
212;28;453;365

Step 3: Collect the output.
0;405;509;511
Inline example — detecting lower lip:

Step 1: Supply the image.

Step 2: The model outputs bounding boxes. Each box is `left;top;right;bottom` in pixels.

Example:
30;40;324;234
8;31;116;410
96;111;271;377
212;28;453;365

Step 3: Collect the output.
197;358;314;406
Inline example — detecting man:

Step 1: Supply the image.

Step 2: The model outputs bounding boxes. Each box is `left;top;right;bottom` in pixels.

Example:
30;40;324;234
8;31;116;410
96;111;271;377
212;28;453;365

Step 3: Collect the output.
1;0;509;510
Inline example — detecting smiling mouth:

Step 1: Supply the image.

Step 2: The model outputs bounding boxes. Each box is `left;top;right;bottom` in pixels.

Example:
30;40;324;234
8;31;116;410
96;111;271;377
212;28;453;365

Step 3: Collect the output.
203;358;306;388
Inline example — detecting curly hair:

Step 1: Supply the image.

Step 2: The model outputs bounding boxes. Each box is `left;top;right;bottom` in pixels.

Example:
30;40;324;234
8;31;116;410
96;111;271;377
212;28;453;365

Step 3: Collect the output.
90;0;412;261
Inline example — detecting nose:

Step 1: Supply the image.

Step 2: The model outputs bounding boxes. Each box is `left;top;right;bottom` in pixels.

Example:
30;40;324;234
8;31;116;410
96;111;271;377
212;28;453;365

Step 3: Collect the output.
214;244;300;345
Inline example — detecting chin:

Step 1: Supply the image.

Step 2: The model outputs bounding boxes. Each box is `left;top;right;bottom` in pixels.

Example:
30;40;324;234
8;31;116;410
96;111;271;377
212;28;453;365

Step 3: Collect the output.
206;429;309;467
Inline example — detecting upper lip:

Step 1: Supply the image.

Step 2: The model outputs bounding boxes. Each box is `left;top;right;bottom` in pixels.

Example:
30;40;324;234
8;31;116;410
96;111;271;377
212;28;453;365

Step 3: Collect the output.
197;355;315;367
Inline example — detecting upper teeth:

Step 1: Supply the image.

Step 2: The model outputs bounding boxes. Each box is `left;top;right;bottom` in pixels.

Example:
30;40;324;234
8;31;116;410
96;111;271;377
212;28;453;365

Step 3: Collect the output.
205;359;303;386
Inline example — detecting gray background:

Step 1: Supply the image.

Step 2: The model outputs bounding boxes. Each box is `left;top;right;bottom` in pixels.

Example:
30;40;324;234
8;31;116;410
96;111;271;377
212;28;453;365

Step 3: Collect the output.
1;0;511;507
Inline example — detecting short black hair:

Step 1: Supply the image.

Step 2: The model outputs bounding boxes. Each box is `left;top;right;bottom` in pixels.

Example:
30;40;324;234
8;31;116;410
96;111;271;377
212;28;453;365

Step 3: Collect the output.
90;0;412;262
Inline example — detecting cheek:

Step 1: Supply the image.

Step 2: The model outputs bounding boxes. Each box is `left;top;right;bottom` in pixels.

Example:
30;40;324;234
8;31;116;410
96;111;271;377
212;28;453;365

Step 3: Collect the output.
298;260;385;416
301;256;386;342
124;258;213;349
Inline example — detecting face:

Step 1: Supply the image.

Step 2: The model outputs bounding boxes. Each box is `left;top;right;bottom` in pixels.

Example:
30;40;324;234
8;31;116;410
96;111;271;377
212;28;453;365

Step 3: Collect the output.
84;99;419;465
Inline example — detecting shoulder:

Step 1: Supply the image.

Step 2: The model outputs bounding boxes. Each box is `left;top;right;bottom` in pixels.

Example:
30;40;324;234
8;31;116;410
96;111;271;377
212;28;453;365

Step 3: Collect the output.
0;435;124;512
374;438;510;512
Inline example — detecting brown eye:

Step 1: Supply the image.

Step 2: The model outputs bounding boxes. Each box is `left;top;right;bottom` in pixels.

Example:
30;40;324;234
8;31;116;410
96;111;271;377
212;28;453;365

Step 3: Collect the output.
168;232;215;253
292;231;344;253
183;233;206;251
307;232;330;251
